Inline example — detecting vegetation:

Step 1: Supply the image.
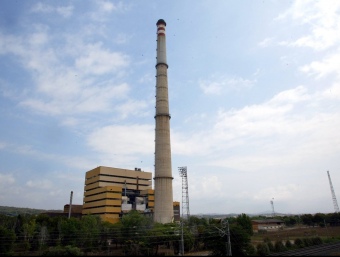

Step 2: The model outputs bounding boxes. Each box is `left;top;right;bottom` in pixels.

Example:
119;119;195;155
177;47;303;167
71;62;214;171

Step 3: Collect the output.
0;209;340;256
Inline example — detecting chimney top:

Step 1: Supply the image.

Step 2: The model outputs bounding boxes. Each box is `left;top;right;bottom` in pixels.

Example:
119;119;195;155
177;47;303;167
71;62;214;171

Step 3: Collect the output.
156;19;166;26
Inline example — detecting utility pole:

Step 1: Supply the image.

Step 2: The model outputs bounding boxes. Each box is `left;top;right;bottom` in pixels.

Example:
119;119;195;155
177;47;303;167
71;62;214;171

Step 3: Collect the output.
180;220;184;256
214;219;232;256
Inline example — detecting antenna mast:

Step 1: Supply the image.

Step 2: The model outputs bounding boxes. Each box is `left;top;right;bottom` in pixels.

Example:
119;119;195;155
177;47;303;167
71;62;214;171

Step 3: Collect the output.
327;170;339;212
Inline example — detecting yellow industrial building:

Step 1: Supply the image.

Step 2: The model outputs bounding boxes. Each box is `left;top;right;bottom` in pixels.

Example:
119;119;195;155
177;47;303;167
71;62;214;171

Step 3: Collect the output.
82;166;180;223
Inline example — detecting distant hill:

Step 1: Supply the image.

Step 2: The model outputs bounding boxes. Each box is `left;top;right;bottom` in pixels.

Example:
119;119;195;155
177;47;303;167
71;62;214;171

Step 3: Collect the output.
0;206;63;216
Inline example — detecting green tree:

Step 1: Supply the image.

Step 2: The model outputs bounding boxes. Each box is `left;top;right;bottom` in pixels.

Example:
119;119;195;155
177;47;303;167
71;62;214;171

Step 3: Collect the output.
313;213;326;225
120;211;153;255
230;224;252;256
79;215;101;252
236;214;253;236
0;226;16;256
301;214;313;226
59;217;81;247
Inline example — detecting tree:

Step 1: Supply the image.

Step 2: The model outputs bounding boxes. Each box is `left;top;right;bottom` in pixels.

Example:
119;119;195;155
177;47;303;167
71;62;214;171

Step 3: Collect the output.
230;224;252;256
0;226;16;256
59;217;81;247
235;214;253;236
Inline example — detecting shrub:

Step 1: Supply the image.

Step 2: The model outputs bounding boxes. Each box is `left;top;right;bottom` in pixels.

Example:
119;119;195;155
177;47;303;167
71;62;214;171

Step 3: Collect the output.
274;240;287;252
303;238;313;247
311;236;322;245
285;240;292;249
294;238;304;248
42;245;83;256
256;243;270;256
266;241;275;252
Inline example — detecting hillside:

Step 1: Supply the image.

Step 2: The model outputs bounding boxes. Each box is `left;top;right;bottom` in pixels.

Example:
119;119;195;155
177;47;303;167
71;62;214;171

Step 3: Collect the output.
0;205;63;216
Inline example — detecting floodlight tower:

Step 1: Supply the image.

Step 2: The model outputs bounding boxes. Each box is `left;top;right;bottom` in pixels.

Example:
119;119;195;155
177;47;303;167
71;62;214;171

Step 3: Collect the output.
178;166;190;220
327;170;339;212
270;198;275;217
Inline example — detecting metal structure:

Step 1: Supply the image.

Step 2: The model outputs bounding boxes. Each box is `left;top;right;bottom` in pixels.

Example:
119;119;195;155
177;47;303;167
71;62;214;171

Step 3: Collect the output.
178;166;190;220
153;19;174;224
327;170;339;212
270;198;275;217
214;220;232;256
68;191;73;219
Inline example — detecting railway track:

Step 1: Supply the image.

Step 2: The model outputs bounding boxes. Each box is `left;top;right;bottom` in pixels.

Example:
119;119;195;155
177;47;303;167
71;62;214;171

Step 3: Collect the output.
268;241;340;256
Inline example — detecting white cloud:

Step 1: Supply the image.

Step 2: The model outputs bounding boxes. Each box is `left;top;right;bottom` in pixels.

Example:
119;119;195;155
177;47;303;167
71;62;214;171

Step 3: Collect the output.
0;29;132;116
171;82;340;175
97;0;130;13
75;43;130;75
87;124;154;156
26;179;53;190
277;0;340;51
199;75;255;95
300;49;340;78
258;37;274;48
31;3;74;18
114;99;150;119
0;173;15;185
253;184;300;201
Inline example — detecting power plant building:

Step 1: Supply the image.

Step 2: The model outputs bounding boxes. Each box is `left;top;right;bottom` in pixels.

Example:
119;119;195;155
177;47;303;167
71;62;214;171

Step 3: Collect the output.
82;166;154;223
82;166;180;223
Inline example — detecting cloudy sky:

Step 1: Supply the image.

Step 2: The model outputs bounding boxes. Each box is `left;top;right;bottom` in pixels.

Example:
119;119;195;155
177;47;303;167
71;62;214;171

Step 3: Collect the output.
1;0;340;215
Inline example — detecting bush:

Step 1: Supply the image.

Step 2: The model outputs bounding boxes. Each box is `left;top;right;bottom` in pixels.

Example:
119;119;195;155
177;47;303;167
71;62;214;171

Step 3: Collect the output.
294;238;304;248
274;240;287;252
256;243;270;256
42;245;83;256
303;238;313;247
285;240;292;249
311;236;322;245
266;241;275;253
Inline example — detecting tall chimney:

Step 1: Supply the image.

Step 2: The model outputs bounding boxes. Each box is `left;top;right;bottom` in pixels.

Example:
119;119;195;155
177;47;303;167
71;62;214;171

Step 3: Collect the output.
68;191;73;219
153;19;174;223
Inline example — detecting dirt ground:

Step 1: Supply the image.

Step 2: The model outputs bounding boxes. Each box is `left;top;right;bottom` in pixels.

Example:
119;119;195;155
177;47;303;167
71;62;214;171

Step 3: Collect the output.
251;225;340;245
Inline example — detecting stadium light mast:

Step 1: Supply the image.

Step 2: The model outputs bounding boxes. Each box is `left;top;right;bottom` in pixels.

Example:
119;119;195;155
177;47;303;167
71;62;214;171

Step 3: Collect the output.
327;170;339;212
270;198;275;217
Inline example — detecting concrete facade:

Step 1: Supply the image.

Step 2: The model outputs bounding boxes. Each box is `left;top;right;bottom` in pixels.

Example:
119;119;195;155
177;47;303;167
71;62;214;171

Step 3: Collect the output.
154;19;174;224
82;166;153;223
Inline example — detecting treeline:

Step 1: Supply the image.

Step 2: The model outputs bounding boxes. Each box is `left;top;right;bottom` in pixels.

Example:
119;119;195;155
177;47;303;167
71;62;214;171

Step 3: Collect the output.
252;212;340;227
0;206;62;217
1;211;340;256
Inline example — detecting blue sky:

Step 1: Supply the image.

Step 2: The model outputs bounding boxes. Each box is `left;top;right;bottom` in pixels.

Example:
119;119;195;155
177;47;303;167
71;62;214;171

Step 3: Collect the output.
1;0;340;215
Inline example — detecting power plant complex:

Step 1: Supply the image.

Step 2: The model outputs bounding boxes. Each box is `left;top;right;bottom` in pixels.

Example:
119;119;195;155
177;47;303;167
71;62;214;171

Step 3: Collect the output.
79;19;177;224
